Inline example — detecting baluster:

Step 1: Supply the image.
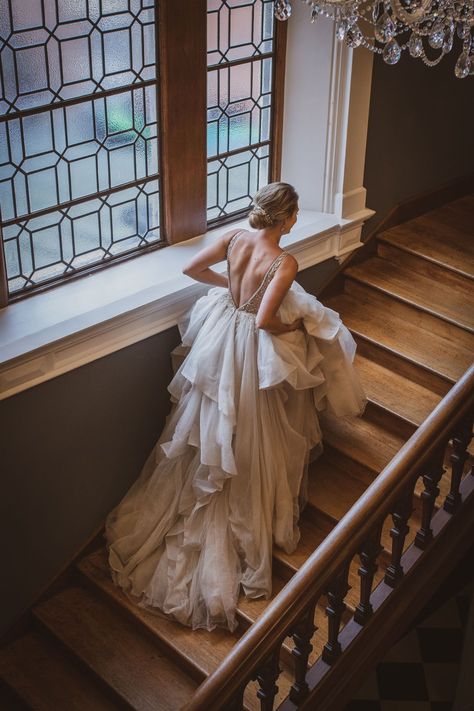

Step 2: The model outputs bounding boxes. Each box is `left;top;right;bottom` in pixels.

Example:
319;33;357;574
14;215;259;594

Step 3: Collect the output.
384;483;414;588
289;597;318;704
321;559;351;665
354;520;384;625
415;446;446;549
444;414;473;514
227;683;246;711
256;645;282;711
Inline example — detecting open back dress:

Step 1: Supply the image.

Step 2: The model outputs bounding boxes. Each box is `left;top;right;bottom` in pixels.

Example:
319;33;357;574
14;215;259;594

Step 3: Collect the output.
104;230;367;632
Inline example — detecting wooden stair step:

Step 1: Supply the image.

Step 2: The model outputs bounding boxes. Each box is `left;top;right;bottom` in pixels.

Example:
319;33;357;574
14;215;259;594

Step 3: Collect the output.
307;454;368;522
345;256;474;332
378;213;474;280
343;280;474;352
0;630;118;711
427;194;474;236
273;515;332;578
33;586;197;711
78;548;240;681
354;354;442;428
77;551;294;711
319;411;405;476
306;452;421;566
326;292;474;383
377;240;474;296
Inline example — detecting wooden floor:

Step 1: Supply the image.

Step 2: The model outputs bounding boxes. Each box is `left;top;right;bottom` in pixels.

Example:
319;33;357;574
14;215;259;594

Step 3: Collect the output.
1;194;473;710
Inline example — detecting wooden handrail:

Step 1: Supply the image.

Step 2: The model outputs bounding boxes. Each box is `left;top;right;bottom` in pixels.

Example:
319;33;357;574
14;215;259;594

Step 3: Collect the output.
185;363;474;711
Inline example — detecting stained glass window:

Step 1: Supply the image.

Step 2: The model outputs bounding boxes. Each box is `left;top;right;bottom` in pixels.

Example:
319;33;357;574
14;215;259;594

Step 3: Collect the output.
0;0;160;297
207;0;275;222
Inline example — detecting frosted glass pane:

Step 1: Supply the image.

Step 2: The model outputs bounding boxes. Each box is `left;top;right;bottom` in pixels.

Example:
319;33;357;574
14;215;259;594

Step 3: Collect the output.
4;180;160;294
0;86;158;220
0;1;156;114
207;0;274;66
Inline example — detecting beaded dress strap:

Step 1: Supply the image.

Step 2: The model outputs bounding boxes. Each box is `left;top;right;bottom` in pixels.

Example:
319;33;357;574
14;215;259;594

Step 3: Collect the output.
226;230;245;261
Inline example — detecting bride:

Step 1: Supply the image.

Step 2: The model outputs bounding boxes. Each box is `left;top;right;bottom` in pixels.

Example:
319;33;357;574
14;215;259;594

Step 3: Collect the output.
104;182;367;633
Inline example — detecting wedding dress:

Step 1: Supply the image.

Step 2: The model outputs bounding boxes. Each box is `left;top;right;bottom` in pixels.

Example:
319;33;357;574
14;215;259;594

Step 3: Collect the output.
104;230;367;633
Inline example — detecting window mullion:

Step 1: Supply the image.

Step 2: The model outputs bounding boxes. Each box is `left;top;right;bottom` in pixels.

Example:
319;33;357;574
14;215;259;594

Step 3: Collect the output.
0;226;8;307
269;18;287;183
159;0;207;245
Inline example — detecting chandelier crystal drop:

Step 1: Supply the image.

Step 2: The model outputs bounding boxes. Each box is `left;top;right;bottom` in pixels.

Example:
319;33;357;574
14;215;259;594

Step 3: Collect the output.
273;0;474;78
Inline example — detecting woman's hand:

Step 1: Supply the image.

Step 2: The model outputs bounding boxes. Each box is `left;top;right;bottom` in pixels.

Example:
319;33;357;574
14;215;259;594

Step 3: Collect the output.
256;314;304;335
285;317;304;332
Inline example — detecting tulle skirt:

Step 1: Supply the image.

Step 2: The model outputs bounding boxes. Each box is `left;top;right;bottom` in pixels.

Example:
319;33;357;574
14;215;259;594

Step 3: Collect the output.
104;281;367;632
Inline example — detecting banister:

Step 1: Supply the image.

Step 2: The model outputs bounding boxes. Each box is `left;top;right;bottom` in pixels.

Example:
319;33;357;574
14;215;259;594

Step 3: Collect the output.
185;363;474;711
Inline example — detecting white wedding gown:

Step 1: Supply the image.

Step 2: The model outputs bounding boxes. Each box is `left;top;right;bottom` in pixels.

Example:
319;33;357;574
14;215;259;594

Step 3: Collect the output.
104;231;367;632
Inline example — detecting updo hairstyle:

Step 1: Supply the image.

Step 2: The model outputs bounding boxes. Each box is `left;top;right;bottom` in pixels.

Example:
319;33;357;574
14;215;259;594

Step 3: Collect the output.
248;182;299;230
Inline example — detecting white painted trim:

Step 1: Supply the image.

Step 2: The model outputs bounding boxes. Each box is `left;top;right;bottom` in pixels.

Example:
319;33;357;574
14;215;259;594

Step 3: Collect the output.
0;12;377;401
0;209;374;401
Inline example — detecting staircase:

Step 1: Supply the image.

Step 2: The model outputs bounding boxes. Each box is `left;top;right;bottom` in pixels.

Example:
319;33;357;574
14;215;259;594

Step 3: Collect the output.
1;193;473;711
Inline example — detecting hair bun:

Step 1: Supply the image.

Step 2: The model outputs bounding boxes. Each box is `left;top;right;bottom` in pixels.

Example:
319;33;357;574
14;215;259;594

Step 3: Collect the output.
250;203;273;226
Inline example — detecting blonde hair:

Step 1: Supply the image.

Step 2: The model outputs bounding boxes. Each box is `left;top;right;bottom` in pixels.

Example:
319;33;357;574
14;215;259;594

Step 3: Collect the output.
248;182;299;230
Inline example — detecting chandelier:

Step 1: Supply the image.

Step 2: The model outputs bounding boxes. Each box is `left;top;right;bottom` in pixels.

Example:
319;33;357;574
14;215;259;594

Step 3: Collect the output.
274;0;474;78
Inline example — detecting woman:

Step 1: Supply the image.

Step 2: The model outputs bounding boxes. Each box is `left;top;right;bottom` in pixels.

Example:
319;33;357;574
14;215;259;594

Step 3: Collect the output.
105;182;367;633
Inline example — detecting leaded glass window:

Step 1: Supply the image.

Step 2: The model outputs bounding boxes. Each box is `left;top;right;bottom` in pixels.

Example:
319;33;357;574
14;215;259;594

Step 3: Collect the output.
0;0;160;298
207;0;276;222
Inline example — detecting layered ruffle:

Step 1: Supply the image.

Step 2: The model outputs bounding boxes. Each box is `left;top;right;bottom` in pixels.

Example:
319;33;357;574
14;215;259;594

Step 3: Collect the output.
105;282;367;632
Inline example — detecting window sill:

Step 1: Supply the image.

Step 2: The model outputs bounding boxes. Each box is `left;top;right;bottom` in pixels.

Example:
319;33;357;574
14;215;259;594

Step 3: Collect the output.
0;207;374;400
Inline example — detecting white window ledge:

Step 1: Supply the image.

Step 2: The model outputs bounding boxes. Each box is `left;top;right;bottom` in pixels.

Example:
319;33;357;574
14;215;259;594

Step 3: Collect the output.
0;207;373;400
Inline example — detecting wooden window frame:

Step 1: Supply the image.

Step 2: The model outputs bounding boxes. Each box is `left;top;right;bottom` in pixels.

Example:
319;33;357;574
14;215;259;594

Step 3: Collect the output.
0;1;287;306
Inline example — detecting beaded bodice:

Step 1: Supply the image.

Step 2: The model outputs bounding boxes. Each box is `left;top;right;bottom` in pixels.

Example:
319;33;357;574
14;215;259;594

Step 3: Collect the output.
226;230;289;315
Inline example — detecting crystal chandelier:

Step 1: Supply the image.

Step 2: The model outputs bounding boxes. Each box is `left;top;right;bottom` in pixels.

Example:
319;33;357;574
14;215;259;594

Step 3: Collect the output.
274;0;474;78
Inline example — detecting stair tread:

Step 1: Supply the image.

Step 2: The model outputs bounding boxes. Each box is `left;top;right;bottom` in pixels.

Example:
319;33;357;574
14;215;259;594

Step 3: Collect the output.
0;630;117;711
319;411;405;475
346;256;474;331
273;515;332;573
33;586;197;711
307;449;423;553
354;354;442;427
326;292;474;383
78;548;240;680
379;211;474;279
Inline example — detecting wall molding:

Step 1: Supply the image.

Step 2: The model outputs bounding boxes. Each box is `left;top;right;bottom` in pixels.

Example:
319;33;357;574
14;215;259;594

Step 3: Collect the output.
0;211;374;401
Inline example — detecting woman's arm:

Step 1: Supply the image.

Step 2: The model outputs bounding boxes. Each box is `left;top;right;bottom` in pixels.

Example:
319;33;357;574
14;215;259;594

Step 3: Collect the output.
182;229;240;287
255;255;303;335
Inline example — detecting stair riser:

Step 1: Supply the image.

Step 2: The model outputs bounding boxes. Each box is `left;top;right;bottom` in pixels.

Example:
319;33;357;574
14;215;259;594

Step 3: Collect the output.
0;678;31;711
323;446;425;518
344;280;474;350
363;401;416;440
344;273;473;335
376;241;474;291
76;566;207;685
354;339;450;397
352;330;456;386
30;615;133;710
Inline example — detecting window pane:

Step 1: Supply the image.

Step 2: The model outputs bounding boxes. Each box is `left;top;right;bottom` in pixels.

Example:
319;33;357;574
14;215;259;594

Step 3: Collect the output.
0;0;156;115
3;180;160;294
0;0;160;300
207;1;275;223
207;145;269;221
207;0;274;66
0;85;158;221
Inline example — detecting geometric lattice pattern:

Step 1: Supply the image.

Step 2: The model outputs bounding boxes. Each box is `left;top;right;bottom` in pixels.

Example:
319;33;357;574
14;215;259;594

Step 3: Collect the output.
0;0;156;115
207;0;275;222
3;179;159;293
0;85;158;221
207;0;274;66
0;0;160;298
208;144;269;220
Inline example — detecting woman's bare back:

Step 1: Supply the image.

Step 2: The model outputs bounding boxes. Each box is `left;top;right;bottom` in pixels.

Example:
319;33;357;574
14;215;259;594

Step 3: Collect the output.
227;230;287;309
